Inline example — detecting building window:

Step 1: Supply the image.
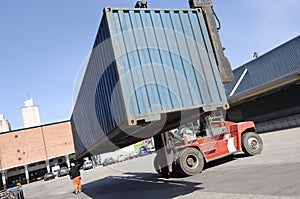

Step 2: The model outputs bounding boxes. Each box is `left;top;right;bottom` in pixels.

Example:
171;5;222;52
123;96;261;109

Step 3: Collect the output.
15;135;18;138
17;149;20;153
36;161;44;166
29;163;36;167
18;157;22;161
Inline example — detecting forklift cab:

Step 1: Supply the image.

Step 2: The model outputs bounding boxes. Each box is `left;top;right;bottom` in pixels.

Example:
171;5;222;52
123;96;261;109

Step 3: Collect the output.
173;111;227;143
177;123;197;142
205;111;227;137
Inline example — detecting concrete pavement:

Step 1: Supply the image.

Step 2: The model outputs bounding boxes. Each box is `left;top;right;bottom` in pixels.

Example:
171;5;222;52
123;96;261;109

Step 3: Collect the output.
22;127;300;199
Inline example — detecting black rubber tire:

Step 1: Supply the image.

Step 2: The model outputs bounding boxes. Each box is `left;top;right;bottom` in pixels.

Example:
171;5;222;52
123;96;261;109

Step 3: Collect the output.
177;148;204;176
18;190;25;199
242;132;263;156
154;156;171;177
171;162;186;177
160;167;170;178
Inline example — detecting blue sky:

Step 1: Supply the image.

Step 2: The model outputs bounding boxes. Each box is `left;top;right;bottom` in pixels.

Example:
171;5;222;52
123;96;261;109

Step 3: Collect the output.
0;0;299;130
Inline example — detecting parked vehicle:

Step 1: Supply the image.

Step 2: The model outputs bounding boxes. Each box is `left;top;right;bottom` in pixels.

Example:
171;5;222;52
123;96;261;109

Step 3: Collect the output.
116;155;126;162
128;152;139;159
147;146;155;153
102;158;115;166
0;186;24;199
82;160;93;170
58;167;69;177
44;172;56;181
139;146;149;156
51;165;60;176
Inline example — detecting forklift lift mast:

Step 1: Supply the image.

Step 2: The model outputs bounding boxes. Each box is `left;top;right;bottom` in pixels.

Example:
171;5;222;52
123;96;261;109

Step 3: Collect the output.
189;0;234;84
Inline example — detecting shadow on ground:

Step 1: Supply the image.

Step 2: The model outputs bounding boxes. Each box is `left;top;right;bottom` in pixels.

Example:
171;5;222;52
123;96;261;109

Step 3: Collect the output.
82;154;250;198
82;172;203;199
204;153;247;170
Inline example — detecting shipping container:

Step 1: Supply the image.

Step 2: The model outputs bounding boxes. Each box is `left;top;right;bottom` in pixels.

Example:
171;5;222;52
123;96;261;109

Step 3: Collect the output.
71;7;229;158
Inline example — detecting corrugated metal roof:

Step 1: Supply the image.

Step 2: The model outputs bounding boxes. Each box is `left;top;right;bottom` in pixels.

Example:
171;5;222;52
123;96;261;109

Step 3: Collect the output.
225;35;300;100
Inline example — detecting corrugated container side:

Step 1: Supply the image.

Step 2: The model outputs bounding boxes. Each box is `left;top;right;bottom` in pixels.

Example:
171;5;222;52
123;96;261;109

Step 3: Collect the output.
108;8;228;122
71;8;229;157
71;13;127;156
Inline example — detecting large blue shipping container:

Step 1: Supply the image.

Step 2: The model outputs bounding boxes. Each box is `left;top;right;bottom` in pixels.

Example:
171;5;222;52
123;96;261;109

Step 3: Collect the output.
71;7;229;158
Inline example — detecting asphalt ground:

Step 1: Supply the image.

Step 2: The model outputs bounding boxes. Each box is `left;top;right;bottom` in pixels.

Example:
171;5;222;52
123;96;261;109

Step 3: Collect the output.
22;127;300;199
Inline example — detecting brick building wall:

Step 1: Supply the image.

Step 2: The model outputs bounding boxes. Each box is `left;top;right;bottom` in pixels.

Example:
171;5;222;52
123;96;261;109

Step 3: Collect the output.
0;121;74;170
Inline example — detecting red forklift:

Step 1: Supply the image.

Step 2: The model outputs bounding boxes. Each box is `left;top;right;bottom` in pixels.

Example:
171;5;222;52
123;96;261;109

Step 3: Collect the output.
153;111;263;177
151;0;263;177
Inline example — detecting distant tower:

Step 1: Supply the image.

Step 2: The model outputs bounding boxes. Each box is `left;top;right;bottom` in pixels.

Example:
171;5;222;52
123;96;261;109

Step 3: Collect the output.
21;98;41;128
0;114;11;133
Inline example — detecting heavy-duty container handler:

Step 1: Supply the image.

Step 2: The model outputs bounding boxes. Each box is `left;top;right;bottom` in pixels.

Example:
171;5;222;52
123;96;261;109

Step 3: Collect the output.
152;0;263;177
72;0;263;178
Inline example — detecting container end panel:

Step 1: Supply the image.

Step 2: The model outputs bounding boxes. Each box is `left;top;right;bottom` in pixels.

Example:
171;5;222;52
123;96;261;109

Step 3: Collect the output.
107;9;228;117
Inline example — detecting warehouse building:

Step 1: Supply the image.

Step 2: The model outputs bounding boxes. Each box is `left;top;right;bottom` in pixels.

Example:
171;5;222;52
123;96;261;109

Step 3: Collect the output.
0;121;75;189
225;35;300;132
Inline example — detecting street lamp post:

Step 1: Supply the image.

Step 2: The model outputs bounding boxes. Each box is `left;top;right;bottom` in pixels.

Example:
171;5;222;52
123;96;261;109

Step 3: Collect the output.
0;159;7;190
41;127;50;173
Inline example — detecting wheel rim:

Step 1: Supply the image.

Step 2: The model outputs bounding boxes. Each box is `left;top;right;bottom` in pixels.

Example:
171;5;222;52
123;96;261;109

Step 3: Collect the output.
248;137;259;150
185;155;199;169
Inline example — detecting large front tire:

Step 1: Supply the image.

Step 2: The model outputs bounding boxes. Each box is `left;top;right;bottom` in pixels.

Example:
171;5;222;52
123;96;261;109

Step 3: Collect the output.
242;132;263;156
177;147;204;176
